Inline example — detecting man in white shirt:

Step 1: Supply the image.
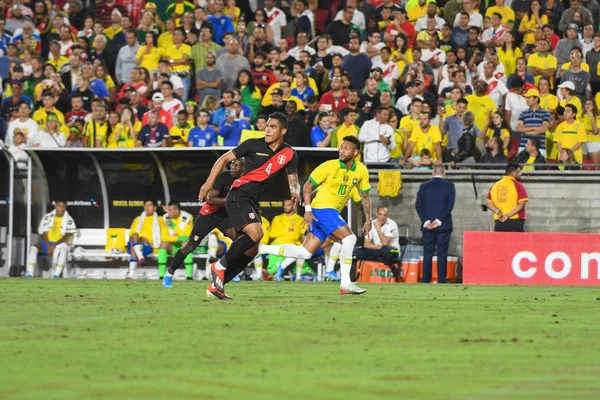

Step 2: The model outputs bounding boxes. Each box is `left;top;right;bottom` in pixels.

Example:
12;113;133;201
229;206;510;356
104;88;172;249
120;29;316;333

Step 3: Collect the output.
34;113;66;148
395;80;424;115
421;34;446;85
265;0;287;44
160;81;184;125
353;206;401;280
288;31;316;60
415;2;445;31
358;107;396;163
5;102;38;146
477;53;506;83
334;0;366;30
504;77;528;132
481;12;508;48
371;46;399;89
482;62;509;107
453;0;483;28
360;31;385;58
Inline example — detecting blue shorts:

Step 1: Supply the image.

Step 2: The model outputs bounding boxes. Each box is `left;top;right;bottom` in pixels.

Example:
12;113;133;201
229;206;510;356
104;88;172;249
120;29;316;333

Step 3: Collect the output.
39;241;56;256
217;239;228;256
127;242;154;261
309;208;347;243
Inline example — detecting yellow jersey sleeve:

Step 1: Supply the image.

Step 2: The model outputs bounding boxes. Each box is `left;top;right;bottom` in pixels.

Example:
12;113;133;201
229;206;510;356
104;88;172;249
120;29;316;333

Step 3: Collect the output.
350;187;361;203
308;160;336;187
129;217;140;235
431;126;442;143
578;122;588;142
358;163;371;193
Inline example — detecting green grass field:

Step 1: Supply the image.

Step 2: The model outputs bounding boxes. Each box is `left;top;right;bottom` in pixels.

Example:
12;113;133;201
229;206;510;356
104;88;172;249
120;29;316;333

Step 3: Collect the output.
1;280;599;400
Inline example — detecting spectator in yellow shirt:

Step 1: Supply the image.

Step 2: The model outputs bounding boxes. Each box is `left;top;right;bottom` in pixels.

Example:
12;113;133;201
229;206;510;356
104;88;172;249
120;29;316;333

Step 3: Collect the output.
330;110;359;148
136;32;165;73
169;110;192;147
582;99;600;168
401;111;443;163
554;104;587;164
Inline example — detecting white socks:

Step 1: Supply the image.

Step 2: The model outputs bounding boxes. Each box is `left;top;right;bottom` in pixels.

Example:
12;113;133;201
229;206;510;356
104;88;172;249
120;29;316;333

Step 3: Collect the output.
339;234;357;286
133;243;144;261
280;257;296;269
214;260;226;271
260;244;313;260
252;255;263;279
26;246;38;276
52;243;69;277
207;234;218;259
128;261;137;277
327;242;342;272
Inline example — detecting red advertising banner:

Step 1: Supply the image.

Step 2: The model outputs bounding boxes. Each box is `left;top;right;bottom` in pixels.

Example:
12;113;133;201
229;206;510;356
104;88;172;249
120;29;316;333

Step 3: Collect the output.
463;231;600;286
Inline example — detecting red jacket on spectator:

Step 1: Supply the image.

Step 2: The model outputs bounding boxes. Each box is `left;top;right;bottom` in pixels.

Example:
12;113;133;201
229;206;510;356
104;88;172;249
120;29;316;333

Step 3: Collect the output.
142;109;173;129
252;69;278;96
319;90;349;113
96;2;128;28
386;22;416;49
118;83;148;100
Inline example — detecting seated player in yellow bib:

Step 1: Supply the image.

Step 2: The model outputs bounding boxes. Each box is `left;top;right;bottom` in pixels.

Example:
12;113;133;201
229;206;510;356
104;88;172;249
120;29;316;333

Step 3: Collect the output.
259;136;373;295
158;200;194;280
127;200;166;279
266;199;307;279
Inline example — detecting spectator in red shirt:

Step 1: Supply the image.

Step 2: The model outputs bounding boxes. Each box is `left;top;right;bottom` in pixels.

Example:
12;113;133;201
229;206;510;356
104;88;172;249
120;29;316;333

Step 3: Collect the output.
96;0;128;28
543;24;560;51
66;93;90;125
384;8;416;49
118;67;148;100
319;76;349;113
142;93;173;129
251;51;277;96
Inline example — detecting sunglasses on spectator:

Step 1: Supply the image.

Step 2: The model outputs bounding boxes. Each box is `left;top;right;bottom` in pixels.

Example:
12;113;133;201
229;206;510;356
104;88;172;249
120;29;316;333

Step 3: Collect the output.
255;23;266;28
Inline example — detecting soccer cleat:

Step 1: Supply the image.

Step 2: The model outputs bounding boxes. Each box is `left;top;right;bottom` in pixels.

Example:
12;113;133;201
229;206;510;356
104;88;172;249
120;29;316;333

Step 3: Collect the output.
210;262;225;292
25;274;33;278
232;275;241;282
324;270;341;281
275;262;284;282
52;275;59;279
340;282;367;295
206;283;234;300
162;275;173;289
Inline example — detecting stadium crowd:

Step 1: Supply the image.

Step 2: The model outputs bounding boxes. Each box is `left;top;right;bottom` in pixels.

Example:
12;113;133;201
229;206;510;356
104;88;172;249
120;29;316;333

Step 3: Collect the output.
0;0;599;169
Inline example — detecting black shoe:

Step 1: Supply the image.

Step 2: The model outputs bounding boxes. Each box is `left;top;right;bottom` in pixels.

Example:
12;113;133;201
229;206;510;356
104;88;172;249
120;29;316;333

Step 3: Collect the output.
186;277;193;280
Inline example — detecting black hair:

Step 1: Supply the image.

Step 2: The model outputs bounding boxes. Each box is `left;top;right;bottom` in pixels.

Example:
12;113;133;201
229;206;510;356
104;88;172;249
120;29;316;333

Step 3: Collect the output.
528;137;541;151
457;98;468;106
168;200;181;209
268;111;288;130
144;199;157;206
505;162;520;175
342;135;360;149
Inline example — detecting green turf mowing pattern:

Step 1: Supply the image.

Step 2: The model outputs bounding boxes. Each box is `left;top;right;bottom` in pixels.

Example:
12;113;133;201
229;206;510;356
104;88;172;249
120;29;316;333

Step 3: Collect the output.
0;280;599;400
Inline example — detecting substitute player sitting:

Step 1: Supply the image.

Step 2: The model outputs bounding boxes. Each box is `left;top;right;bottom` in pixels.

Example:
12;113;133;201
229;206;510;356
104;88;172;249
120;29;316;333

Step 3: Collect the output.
26;200;77;278
259;136;373;295
127;200;164;279
158;201;194;280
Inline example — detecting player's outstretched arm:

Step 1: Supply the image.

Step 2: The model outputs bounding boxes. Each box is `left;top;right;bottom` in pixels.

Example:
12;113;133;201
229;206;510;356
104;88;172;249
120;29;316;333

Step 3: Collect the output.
361;190;373;236
288;173;301;205
199;151;237;201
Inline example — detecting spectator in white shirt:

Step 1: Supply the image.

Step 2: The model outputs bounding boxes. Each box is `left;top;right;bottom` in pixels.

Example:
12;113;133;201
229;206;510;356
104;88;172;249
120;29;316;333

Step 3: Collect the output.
7;130;29;170
360;31;386;59
34;113;66;147
453;0;483;29
395;80;424;115
371;46;399;89
481;63;509;107
288;31;316;60
264;0;287;43
354;206;401;280
358;107;396;163
5;102;38;146
415;2;446;31
334;0;366;30
481;13;508;48
422;34;446;85
504;76;528;133
477;53;506;83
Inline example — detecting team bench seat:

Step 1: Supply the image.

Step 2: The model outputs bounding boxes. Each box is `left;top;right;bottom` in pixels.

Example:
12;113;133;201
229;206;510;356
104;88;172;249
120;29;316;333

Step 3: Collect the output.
69;228;209;265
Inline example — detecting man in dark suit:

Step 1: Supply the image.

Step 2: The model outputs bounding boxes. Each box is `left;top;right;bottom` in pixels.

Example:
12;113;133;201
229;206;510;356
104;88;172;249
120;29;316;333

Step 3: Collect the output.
415;164;456;283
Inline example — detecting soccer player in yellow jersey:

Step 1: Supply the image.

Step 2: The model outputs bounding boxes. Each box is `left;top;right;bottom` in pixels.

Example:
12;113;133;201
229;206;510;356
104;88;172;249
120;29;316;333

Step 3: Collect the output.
158;201;194;280
553;104;587;164
26;200;77;278
259;136;373;295
127;200;166;279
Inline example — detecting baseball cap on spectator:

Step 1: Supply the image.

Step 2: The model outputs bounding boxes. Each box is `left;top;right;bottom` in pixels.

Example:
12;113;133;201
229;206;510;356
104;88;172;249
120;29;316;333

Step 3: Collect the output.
567;23;579;32
145;2;157;9
206;51;217;58
272;88;283;96
557;81;575;91
371;67;383;75
124;86;136;92
10;80;23;87
523;88;540;98
152;93;165;101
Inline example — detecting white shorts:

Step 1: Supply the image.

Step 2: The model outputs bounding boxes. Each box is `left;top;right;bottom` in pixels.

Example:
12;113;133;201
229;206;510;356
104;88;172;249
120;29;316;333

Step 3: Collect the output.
586;141;600;154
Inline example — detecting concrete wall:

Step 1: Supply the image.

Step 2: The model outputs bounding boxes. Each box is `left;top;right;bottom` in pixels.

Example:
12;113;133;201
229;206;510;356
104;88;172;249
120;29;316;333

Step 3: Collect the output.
363;172;600;260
